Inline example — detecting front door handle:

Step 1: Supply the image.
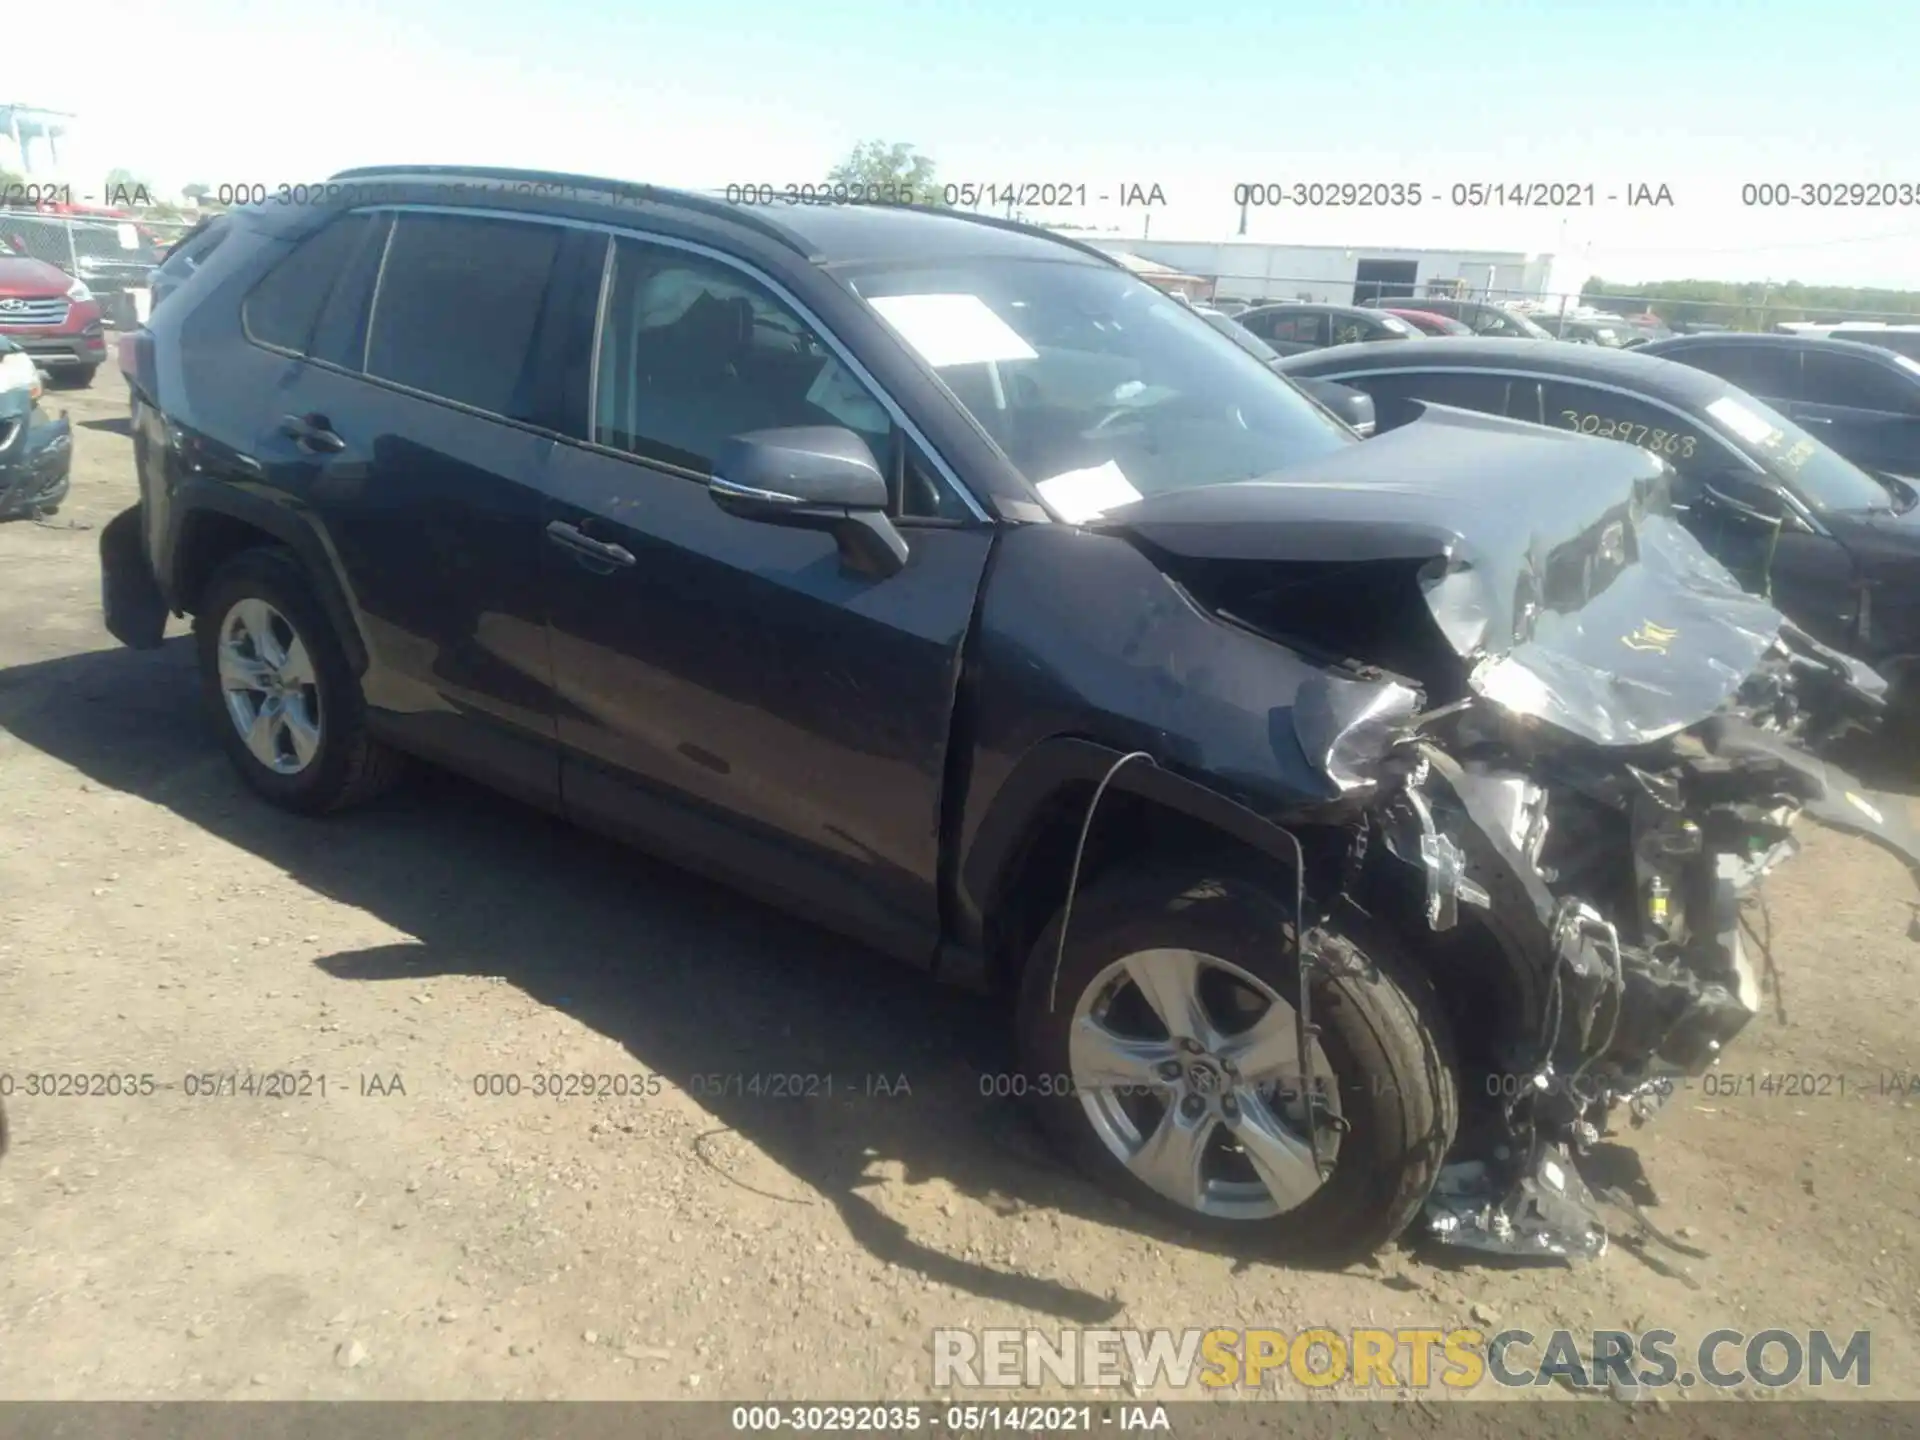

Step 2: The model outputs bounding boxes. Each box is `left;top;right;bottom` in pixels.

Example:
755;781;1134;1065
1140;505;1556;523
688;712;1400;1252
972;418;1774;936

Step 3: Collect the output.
280;413;345;453
1800;415;1833;425
545;519;636;568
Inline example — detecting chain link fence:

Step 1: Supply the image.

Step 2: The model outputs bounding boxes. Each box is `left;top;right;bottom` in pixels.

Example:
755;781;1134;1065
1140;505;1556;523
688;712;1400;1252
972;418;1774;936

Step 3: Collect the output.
1200;274;1920;333
0;210;193;327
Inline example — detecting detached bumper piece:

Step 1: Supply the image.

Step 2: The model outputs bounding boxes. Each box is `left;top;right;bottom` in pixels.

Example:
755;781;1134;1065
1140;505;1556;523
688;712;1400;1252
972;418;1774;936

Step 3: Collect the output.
1426;1146;1607;1262
0;411;72;518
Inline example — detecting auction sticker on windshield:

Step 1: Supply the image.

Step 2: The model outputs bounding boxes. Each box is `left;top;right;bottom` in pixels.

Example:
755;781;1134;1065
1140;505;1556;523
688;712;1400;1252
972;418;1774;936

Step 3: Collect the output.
1035;460;1142;523
1706;395;1780;446
867;293;1038;367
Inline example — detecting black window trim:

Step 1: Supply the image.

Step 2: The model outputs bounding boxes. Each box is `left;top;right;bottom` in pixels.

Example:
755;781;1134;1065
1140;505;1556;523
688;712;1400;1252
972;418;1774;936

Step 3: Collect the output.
575;216;990;525
241;201;993;525
1311;362;1829;535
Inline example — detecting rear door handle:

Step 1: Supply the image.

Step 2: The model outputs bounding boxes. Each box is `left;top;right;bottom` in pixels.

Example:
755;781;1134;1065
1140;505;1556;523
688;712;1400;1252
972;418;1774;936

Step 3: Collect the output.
280;413;345;453
545;519;636;568
1801;415;1833;426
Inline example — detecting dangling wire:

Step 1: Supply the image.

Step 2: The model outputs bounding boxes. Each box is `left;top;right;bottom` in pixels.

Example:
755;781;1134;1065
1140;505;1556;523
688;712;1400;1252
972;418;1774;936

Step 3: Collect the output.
1046;751;1157;1013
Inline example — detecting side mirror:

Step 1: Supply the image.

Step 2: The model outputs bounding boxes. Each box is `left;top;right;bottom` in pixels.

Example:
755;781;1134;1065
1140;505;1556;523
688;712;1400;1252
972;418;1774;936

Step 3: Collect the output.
709;426;908;578
1696;470;1802;530
1295;376;1377;436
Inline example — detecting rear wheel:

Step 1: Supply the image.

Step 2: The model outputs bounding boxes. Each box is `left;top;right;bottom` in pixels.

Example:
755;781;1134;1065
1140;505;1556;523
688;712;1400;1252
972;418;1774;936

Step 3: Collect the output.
1016;860;1457;1263
193;547;403;814
46;365;98;390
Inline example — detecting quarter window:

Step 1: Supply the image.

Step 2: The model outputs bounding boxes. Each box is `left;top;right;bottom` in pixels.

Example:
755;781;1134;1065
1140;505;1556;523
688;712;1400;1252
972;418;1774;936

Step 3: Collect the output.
242;214;379;353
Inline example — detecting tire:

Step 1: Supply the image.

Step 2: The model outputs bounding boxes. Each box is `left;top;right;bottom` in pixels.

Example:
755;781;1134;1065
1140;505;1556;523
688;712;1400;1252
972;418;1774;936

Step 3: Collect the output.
1016;859;1457;1264
46;365;98;390
193;546;403;814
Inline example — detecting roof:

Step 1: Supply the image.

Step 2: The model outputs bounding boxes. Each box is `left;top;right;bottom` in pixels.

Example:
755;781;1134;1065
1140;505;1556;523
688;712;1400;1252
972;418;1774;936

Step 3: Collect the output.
1272;335;1737;403
322;166;1114;271
1242;301;1382;320
1641;332;1914;364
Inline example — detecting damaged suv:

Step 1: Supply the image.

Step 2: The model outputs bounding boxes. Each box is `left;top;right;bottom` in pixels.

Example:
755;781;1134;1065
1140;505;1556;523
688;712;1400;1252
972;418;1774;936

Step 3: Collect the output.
102;169;1920;1264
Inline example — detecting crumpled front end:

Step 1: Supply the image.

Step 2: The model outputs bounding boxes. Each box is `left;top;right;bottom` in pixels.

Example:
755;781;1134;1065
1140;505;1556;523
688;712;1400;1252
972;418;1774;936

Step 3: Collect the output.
1103;403;1919;1264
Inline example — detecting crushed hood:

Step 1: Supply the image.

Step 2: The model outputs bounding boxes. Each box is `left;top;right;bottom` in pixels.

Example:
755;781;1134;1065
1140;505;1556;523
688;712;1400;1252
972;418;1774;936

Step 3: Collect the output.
1096;404;1806;746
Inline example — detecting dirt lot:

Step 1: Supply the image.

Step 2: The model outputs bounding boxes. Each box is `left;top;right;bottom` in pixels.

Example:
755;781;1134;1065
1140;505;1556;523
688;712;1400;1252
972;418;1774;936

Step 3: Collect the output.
2;363;1918;1406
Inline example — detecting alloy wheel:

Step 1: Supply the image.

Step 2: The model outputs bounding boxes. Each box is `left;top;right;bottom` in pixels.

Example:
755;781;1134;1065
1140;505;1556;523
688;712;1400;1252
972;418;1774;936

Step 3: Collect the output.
1068;947;1340;1221
217;597;323;775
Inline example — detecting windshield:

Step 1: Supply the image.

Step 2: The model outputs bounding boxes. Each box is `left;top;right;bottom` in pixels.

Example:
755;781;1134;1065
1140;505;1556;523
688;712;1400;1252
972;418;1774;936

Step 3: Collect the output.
844;258;1354;519
1701;389;1896;513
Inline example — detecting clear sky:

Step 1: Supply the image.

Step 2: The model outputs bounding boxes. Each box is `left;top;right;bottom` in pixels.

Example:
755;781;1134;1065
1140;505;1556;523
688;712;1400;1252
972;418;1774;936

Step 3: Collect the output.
22;0;1920;289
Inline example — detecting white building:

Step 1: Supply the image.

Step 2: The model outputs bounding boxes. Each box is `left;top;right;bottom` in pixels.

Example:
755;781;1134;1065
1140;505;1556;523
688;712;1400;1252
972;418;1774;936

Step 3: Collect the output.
0;104;77;178
1058;235;1562;308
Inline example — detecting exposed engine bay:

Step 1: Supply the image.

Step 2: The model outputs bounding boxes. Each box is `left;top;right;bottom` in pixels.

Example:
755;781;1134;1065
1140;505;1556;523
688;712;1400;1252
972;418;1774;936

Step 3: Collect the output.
1103;403;1920;1265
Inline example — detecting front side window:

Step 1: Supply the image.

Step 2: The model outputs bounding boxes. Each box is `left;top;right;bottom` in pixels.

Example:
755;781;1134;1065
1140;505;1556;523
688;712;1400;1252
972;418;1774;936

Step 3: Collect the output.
842;257;1353;519
1540;381;1724;479
362;212;562;417
1798;353;1918;413
591;238;969;519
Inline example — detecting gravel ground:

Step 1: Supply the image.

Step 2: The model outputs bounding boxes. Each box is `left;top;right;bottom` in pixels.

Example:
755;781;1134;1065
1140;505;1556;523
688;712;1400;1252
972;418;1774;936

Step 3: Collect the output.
2;362;1917;1407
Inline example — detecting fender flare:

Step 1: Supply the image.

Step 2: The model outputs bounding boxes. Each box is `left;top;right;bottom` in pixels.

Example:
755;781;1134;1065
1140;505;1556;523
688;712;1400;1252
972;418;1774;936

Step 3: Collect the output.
167;478;370;676
958;735;1354;949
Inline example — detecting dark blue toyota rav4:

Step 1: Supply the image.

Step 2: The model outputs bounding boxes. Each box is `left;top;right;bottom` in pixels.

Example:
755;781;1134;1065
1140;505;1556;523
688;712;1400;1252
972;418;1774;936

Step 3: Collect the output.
98;166;1920;1263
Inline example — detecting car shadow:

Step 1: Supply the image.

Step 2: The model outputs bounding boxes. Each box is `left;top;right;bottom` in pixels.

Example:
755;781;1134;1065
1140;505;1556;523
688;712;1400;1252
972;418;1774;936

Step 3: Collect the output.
0;639;1388;1319
77;416;133;438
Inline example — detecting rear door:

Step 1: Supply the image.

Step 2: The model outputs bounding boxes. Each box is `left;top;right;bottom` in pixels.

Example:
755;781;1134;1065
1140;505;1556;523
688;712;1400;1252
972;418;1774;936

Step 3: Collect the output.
538;231;995;963
258;207;572;807
1792;350;1920;479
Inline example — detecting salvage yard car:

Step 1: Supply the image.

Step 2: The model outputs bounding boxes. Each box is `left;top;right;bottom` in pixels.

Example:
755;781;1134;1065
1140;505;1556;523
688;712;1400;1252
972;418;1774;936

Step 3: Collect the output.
0;251;109;389
1277;337;1920;714
1236;302;1421;353
1638;332;1920;482
100;167;1920;1264
0;337;73;518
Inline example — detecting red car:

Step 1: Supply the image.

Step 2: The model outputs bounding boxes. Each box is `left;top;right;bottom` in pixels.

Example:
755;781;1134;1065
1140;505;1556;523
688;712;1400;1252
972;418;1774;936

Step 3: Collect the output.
0;252;108;388
1383;307;1474;337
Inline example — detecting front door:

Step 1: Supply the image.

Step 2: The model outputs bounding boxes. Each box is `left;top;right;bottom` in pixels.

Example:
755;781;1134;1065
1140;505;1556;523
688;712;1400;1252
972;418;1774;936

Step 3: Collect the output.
539;233;995;963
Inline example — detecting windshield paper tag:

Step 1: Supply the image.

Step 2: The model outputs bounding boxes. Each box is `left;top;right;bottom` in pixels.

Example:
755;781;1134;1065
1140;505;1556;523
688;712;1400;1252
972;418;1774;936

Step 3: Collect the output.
868;294;1038;368
805;359;890;435
1706;396;1779;446
1035;461;1142;523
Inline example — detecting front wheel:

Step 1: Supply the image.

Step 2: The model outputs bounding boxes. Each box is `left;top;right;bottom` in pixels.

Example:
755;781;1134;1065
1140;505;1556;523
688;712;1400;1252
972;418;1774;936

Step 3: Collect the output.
1016;861;1457;1264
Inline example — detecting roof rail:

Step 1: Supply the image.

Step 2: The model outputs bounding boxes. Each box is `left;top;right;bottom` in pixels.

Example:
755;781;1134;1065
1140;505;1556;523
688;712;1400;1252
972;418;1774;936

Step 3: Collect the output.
845;199;1132;271
326;165;824;260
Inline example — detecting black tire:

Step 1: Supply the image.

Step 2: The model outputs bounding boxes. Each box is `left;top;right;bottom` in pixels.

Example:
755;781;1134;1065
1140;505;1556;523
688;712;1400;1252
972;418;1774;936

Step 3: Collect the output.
1016;859;1458;1264
193;546;403;814
46;365;98;390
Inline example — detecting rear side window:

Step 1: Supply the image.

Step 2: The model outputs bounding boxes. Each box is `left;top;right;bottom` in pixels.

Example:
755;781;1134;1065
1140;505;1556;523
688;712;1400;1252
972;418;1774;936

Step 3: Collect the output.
243;214;378;353
362;213;562;417
1337;370;1513;429
1830;329;1920;361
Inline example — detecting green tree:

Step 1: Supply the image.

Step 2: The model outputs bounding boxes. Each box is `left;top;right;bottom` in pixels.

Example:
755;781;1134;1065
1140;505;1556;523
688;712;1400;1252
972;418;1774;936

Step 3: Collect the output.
826;141;941;206
1581;275;1920;331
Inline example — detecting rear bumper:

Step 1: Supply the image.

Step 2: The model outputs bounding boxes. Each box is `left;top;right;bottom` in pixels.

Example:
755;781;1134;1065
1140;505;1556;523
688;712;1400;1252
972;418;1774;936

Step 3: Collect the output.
99;503;169;648
0;411;72;517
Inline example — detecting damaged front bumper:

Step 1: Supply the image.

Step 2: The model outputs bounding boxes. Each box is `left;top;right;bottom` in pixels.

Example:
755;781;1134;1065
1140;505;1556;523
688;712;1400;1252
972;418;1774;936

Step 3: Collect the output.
0;406;72;518
1379;670;1920;1264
